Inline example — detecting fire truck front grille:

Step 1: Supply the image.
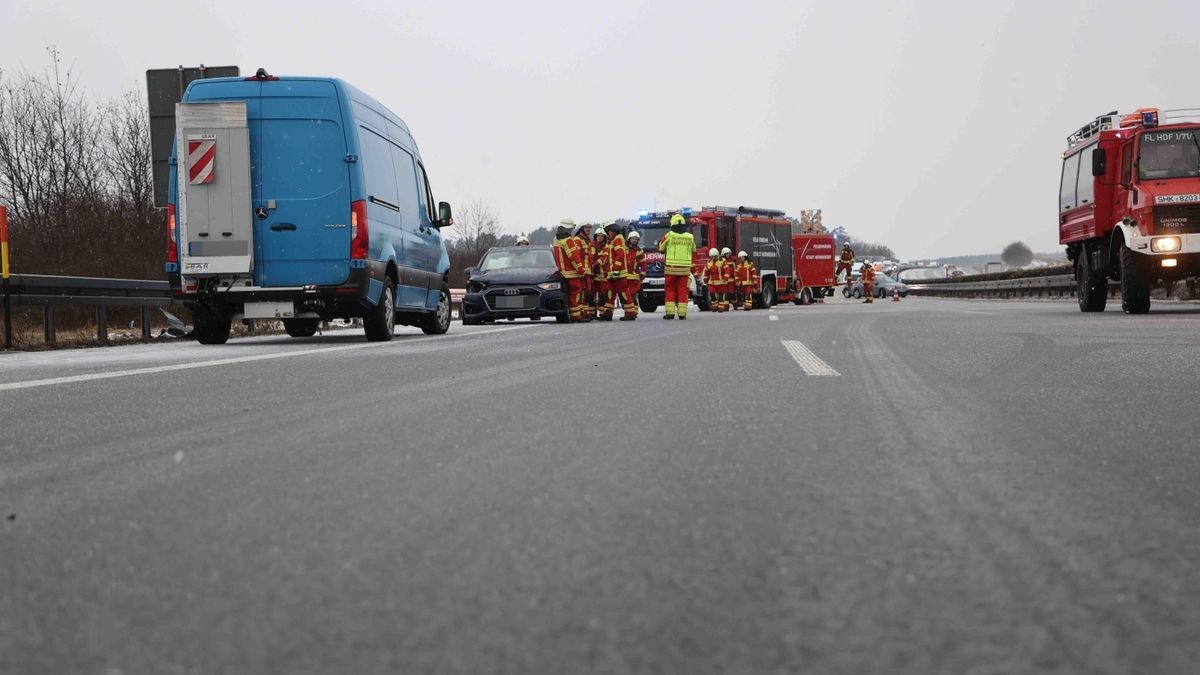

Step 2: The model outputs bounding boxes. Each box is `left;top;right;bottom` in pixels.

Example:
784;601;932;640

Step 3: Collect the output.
1155;204;1200;235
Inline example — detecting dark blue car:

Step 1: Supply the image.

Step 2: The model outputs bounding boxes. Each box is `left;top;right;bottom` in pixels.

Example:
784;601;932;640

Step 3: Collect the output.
462;246;569;324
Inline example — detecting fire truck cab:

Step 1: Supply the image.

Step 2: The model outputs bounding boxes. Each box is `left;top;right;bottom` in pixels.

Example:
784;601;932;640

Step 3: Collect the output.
1062;107;1200;313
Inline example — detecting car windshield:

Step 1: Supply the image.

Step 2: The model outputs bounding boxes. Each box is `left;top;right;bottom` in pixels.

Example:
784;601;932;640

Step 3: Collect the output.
478;248;555;272
1139;130;1200;180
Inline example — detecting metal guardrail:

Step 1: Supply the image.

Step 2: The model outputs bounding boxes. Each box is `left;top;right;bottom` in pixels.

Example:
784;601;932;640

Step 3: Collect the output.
2;274;173;347
906;273;1076;297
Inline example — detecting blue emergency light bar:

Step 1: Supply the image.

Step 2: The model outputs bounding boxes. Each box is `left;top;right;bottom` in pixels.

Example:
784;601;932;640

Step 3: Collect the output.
1143;110;1159;128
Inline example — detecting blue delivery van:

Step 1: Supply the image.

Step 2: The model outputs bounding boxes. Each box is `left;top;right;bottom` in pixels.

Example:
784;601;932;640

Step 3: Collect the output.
166;71;454;344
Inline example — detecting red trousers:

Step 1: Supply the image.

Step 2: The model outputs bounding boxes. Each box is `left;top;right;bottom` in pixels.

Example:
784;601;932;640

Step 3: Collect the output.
665;274;689;316
595;279;613;315
836;262;853;282
617;278;638;316
565;277;586;319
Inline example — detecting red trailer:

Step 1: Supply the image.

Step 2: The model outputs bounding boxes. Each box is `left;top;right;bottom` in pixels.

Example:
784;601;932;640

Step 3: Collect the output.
791;233;836;304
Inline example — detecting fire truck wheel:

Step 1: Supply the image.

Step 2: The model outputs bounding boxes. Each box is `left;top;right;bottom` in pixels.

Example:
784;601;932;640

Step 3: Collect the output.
1119;246;1151;314
758;282;776;308
1076;250;1108;312
795;287;813;305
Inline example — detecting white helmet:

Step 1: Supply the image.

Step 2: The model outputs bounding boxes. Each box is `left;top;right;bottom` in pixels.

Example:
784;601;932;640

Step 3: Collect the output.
593;228;607;239
721;247;732;256
515;235;529;245
627;230;640;241
709;248;719;257
738;250;747;258
559;218;575;228
573;222;591;236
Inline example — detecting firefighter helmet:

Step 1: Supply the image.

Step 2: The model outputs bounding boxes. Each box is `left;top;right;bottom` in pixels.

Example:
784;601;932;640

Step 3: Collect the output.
738;250;747;258
670;213;687;232
606;222;623;235
627;231;640;242
515;235;529;246
721;247;732;256
560;218;575;228
593;228;607;240
709;248;719;257
574;222;591;236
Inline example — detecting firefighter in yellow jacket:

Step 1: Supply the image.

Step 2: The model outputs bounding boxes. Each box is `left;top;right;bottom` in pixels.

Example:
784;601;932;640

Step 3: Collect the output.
657;214;696;319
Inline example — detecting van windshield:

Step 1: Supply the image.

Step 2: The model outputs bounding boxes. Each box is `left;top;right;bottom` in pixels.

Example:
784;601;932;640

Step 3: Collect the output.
1139;130;1200;180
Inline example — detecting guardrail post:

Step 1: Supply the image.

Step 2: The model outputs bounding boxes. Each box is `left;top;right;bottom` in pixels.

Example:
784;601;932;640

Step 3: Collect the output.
141;306;152;339
43;306;55;344
96;306;108;344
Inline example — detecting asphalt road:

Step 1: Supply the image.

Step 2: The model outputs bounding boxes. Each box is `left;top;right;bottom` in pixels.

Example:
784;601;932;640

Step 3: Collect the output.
3;296;1200;674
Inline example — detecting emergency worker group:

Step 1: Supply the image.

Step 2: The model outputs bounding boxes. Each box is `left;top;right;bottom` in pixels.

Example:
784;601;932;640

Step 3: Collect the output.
545;213;780;322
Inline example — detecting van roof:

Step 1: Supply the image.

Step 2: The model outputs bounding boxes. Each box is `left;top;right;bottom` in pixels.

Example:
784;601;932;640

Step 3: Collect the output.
185;75;414;142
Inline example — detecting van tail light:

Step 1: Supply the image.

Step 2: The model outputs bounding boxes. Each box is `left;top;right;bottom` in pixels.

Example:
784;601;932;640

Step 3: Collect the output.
166;204;179;263
350;199;369;259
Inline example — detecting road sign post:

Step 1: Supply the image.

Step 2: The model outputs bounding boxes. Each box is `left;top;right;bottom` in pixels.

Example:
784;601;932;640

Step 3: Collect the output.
2;205;11;350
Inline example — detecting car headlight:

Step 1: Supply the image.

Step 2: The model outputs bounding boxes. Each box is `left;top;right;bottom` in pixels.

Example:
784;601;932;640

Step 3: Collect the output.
538;281;561;291
1152;236;1181;253
466;282;486;293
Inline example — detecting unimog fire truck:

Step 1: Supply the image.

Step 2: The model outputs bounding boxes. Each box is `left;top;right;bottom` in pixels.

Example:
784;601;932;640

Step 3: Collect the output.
634;206;797;311
1062;107;1200;313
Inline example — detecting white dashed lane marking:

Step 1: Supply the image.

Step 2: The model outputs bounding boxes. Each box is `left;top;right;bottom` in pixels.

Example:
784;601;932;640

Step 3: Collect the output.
781;339;841;377
769;315;779;321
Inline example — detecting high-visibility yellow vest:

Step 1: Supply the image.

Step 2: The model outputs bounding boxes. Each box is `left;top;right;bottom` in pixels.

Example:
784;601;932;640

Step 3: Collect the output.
658;231;695;276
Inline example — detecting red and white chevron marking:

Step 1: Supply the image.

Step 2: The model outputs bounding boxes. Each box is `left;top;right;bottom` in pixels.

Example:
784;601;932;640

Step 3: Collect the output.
187;138;216;185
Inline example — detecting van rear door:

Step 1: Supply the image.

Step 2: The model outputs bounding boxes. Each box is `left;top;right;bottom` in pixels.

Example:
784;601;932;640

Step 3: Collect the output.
253;80;352;287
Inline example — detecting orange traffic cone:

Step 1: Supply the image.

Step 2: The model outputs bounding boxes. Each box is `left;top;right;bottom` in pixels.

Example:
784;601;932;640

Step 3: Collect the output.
892;287;900;302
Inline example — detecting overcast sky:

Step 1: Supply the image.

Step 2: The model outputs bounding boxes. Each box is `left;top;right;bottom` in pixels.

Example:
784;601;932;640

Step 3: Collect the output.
3;0;1198;258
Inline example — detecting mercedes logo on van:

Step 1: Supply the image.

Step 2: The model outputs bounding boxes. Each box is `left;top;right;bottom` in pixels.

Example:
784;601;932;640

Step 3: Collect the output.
255;206;269;220
503;288;520;296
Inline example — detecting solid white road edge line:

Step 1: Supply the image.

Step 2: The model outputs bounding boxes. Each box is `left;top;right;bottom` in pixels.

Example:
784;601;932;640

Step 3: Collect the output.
781;339;841;377
0;326;524;392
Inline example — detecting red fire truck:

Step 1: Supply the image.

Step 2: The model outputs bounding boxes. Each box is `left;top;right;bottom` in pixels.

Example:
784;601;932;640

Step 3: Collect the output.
635;206;832;310
1061;107;1200;313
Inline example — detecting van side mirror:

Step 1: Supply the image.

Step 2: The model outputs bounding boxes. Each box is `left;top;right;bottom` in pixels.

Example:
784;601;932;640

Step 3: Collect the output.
436;201;453;228
1092;148;1107;177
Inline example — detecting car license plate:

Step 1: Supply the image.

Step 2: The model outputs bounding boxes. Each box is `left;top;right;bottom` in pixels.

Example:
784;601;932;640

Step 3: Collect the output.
495;295;526;309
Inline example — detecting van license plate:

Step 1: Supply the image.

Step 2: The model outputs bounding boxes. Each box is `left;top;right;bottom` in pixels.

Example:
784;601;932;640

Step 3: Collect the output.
244;301;297;319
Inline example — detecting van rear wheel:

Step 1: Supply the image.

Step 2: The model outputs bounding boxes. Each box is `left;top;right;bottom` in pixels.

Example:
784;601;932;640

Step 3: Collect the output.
363;281;396;341
193;307;231;345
